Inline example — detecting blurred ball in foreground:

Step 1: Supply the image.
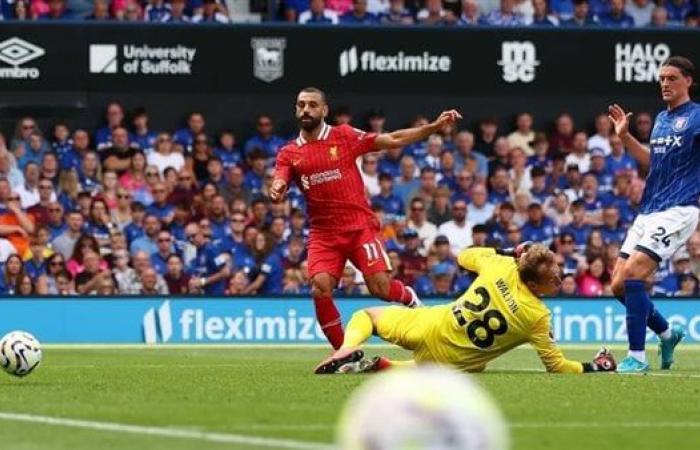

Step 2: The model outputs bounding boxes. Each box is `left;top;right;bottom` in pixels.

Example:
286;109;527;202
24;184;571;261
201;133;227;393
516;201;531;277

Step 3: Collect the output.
337;365;508;450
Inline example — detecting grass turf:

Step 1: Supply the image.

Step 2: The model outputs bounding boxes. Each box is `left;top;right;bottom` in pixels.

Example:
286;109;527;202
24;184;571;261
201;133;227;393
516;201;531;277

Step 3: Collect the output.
0;346;699;450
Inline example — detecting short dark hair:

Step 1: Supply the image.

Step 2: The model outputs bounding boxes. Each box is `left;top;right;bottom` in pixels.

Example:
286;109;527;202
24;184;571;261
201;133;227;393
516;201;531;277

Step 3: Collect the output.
298;87;327;104
662;56;697;92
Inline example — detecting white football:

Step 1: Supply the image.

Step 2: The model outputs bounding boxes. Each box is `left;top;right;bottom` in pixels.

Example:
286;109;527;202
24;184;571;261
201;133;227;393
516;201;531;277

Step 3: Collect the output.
0;331;42;377
337;365;509;450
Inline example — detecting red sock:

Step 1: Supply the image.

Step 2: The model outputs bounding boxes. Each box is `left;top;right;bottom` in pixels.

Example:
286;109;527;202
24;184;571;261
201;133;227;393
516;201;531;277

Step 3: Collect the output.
313;296;344;349
387;279;414;306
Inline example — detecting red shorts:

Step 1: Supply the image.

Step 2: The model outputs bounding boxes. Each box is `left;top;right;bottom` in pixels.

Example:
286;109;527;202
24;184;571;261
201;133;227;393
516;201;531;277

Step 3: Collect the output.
307;228;392;280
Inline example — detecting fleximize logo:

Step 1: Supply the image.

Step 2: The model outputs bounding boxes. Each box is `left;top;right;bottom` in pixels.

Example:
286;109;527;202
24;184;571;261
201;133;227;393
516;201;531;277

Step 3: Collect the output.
339;46;451;77
142;301;325;343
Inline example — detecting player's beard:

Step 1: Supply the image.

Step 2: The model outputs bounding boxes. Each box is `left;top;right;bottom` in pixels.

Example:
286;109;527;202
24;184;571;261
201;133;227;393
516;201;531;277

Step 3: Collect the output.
297;114;322;132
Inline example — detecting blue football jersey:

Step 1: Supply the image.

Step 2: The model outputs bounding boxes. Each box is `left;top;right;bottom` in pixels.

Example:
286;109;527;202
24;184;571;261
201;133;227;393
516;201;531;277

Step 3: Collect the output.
642;101;700;214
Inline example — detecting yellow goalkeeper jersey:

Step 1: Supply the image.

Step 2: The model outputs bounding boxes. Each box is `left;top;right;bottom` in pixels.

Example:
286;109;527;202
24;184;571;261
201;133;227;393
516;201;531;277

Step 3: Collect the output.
415;247;583;373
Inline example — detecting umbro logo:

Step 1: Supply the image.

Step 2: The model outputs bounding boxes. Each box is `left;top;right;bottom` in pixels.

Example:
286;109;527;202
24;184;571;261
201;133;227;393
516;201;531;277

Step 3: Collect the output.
0;37;45;79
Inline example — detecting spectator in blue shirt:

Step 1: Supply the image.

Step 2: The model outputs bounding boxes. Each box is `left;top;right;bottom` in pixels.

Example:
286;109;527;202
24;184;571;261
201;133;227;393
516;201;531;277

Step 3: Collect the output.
483;0;525;25
51;122;73;165
214;130;241;170
529;166;550;205
377;147;403;179
531;0;559;25
16;132;47;171
151;230;174;276
561;200;592;252
379;0;414;24
520;203;558;246
207;195;230;245
589;149;614;192
371;173;405;218
243;114;286;162
185;222;231;295
453;131;488;180
457;0;483;25
130;214;161;256
598;0;635;26
174;112;206;154
144;0;171;21
166;0;191;22
243;149;267;195
131;108;157;153
341;0;378;23
561;0;599;26
598;206;626;245
488;167;512;204
665;0;693;23
124;202;147;245
606;133;637;176
95;102;128;151
146;183;175;225
556;232;581;275
550;0;575;19
298;0;339;24
580;173;611;222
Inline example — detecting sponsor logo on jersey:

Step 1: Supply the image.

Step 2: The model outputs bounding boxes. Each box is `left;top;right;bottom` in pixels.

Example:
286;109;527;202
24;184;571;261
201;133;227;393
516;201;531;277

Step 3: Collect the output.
300;169;342;190
650;135;682;153
251;37;286;83
614;42;670;83
672;116;689;132
0;37;45;79
498;41;539;83
338;46;451;77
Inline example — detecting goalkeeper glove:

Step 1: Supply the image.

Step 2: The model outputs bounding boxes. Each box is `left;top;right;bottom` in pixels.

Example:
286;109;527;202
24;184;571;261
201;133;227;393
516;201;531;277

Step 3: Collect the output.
582;347;617;372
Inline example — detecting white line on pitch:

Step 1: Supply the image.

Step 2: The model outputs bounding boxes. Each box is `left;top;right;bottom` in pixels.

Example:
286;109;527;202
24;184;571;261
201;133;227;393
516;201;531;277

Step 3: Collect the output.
511;421;700;428
0;412;336;450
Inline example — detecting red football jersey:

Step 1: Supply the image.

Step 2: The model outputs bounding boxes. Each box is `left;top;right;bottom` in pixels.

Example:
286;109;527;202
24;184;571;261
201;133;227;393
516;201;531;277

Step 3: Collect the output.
274;123;379;232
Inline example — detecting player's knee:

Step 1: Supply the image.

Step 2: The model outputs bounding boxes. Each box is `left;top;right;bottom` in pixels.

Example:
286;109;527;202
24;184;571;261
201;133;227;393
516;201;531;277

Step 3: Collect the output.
311;277;334;298
366;276;390;298
610;278;624;298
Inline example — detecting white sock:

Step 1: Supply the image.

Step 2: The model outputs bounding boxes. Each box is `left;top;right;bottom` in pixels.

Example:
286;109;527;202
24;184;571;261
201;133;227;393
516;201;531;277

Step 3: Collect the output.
659;328;672;340
628;350;646;363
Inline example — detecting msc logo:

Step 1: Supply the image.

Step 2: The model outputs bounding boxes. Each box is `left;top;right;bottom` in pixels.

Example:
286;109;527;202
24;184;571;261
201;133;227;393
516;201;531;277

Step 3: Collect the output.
0;37;45;79
251;37;286;83
498;41;539;83
143;301;173;344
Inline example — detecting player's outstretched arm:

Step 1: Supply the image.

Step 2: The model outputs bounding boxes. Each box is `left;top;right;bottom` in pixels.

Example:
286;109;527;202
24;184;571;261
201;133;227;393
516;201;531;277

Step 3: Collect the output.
530;318;617;374
608;104;650;168
374;110;462;150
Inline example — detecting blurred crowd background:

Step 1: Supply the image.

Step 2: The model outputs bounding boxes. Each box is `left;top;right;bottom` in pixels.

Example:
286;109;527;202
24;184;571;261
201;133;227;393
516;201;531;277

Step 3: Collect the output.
1;0;699;28
2;102;699;297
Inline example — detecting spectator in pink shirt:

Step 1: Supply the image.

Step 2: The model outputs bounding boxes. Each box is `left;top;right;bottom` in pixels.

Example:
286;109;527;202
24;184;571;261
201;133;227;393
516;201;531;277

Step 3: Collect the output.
576;256;610;297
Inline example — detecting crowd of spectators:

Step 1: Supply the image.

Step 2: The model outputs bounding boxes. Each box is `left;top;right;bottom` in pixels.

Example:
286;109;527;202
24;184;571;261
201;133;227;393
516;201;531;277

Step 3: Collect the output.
1;0;699;27
1;101;699;298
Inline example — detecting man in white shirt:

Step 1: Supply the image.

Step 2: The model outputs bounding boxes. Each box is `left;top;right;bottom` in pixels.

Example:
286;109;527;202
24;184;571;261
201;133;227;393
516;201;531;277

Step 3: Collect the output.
565;131;591;173
298;0;340;23
407;197;437;256
466;184;495;225
14;162;42;209
437;199;473;256
507;112;536;156
147;133;185;176
587;113;613;156
626;0;654;26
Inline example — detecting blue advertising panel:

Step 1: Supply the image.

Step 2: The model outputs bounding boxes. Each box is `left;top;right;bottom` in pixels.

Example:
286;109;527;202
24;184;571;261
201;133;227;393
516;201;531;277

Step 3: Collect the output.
0;297;698;345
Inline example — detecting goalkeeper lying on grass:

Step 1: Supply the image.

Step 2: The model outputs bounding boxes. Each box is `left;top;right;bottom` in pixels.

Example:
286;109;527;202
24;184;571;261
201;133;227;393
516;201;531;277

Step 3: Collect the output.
315;244;617;375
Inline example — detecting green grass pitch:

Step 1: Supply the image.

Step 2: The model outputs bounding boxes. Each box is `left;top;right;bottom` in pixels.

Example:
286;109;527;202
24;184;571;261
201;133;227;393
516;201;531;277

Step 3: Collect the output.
1;346;699;450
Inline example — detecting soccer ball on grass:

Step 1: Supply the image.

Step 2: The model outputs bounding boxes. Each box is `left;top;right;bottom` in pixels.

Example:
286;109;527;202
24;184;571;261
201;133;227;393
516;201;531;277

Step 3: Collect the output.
0;331;42;377
337;365;509;450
